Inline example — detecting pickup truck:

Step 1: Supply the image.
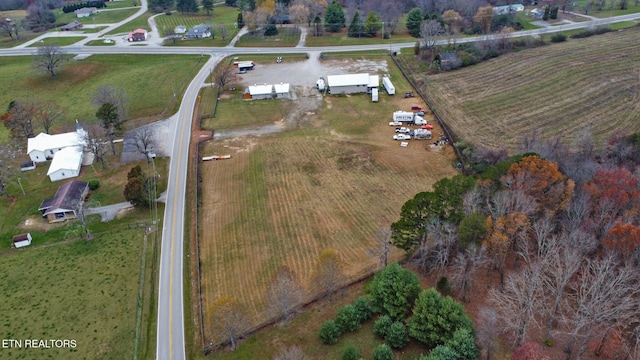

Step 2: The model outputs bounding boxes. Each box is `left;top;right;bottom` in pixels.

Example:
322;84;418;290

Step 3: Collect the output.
395;127;411;133
389;121;402;126
393;134;411;140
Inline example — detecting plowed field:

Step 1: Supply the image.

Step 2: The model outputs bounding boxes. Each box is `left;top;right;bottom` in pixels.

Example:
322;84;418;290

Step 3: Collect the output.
198;94;458;341
417;27;640;150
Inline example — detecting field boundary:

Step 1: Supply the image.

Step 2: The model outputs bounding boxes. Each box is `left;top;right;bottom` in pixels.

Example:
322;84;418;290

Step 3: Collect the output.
390;54;463;164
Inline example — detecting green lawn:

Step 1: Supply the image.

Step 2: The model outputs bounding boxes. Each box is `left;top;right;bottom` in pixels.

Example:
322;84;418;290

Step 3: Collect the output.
570;0;640;17
105;12;153;34
154;6;240;46
85;39;117;46
27;36;86;47
55;8;139;26
0;54;207;139
236;27;301;47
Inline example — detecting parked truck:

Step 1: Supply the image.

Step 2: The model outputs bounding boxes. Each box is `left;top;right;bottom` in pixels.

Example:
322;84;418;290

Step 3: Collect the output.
383;76;395;95
413;115;427;125
393;110;414;123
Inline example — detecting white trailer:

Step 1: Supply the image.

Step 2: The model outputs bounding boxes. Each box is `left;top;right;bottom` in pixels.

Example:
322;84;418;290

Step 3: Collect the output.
382;76;395;95
413;115;427;125
372;88;379;102
393;110;414;123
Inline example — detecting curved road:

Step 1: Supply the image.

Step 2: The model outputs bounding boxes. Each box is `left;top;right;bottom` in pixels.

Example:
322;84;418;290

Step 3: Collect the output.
1;7;640;360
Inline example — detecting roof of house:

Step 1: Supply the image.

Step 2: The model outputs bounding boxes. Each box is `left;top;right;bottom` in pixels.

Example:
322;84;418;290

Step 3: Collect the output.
13;233;30;242
326;73;370;87
273;83;289;93
39;180;88;215
186;24;211;36
249;84;273;96
368;75;379;88
130;28;147;35
75;7;97;14
46;146;83;176
174;25;187;33
61;21;83;30
27;128;86;155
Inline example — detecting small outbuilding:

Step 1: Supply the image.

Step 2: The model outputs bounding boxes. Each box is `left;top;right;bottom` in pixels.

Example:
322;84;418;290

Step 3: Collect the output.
20;161;36;171
274;83;290;99
248;84;273;100
174;25;187;34
12;233;32;248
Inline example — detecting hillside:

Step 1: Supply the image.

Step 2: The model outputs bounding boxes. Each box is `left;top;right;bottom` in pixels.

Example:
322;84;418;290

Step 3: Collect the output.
415;26;640;151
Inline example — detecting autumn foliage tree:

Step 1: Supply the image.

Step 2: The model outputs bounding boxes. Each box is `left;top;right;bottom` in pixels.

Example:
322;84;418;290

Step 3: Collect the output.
312;248;345;300
209;296;250;350
501;155;574;216
603;222;640;263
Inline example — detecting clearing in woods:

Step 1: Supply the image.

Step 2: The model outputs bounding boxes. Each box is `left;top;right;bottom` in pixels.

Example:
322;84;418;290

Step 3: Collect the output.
198;91;458;343
416;26;640;151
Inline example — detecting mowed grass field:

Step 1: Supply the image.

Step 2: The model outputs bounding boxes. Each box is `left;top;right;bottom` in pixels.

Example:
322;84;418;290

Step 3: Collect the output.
198;80;458;346
0;222;146;359
416;26;640;151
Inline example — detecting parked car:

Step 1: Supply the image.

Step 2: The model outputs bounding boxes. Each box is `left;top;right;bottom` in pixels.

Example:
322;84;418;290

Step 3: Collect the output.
395;127;411;133
393;134;411;140
416;111;425;116
389;121;402;126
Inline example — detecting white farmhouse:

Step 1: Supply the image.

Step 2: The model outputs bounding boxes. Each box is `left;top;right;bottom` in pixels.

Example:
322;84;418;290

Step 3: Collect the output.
326;73;370;95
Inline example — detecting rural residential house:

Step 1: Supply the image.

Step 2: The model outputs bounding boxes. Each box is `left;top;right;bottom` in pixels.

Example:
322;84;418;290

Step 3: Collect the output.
326;73;371;95
12;233;32;248
493;4;524;15
27;123;90;182
185;24;211;39
61;20;83;31
127;28;148;42
39;181;89;223
75;7;98;18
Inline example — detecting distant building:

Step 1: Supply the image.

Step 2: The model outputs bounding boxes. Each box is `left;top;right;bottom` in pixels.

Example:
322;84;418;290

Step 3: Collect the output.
326;73;371;95
39;181;89;223
493;4;524;15
61;20;83;31
274;83;290;99
185;24;211;39
248;84;273;100
174;25;187;34
75;7;98;18
127;28;148;42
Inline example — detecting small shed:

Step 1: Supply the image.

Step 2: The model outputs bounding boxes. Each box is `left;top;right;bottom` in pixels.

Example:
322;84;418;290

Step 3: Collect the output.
61;20;83;31
274;83;290;99
248;84;273;100
13;233;32;248
174;25;187;34
21;161;36;171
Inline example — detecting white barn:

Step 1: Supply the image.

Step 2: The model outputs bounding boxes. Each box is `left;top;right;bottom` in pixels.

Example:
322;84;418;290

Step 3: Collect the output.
47;146;84;182
249;84;274;100
274;83;290;98
327;73;370;95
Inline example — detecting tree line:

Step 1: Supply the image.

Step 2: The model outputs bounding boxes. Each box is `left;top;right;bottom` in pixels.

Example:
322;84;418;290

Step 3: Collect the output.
390;131;640;359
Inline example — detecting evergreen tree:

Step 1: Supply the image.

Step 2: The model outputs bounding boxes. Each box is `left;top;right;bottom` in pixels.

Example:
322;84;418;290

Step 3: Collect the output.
124;165;154;208
364;11;381;37
201;0;213;15
237;12;244;28
406;7;423;37
347;11;363;37
324;0;345;33
369;262;421;321
264;18;278;35
313;15;323;36
177;0;198;13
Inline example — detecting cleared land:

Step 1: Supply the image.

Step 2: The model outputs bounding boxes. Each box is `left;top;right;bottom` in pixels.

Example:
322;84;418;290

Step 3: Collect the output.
198;69;458;345
414;27;640;151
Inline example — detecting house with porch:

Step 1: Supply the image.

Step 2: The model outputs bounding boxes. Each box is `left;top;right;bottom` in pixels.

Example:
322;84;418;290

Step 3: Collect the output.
39;181;89;223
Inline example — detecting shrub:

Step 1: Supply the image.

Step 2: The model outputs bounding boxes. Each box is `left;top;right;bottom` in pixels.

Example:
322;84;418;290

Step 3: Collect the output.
386;321;409;349
318;319;341;344
446;328;478;360
342;344;360;360
373;343;394;360
353;296;373;323
369;263;421;321
436;276;452;296
335;305;360;333
374;315;393;339
550;33;566;43
88;179;100;190
421;345;459;360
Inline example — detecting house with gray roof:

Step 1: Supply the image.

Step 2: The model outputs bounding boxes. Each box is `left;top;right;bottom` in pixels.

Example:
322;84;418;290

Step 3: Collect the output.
39;181;89;223
185;24;211;39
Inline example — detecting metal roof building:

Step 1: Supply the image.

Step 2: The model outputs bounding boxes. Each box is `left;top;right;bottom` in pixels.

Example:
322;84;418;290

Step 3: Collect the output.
248;84;273;100
327;73;370;95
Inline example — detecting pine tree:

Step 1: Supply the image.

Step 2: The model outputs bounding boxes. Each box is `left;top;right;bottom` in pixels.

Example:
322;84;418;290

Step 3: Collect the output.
324;1;345;33
347;11;363;37
364;11;381;37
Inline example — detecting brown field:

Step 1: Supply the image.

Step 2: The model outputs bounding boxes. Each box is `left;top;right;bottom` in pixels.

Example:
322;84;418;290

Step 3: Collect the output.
198;94;458;343
414;26;640;151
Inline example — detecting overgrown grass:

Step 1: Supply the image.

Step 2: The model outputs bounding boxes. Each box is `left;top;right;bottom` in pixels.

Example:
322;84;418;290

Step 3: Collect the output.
235;27;301;47
55;8;139;26
26;36;86;46
0;54;207;135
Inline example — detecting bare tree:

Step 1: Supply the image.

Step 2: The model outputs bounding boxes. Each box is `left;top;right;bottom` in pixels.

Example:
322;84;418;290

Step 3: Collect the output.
311;248;346;300
163;28;180;44
34;100;62;134
420;19;443;51
71;197;94;240
82;127;108;169
209;296;251;350
477;306;499;360
91;85;128;122
215;63;237;91
266;266;305;323
367;227;396;270
0;144;21;196
451;244;486;302
490;261;545;348
411;218;456;277
218;24;229;41
131;126;157;160
564;256;640;359
32;44;66;77
2;99;35;140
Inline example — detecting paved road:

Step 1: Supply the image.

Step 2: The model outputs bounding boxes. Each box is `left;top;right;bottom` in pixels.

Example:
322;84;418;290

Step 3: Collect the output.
1;8;640;360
